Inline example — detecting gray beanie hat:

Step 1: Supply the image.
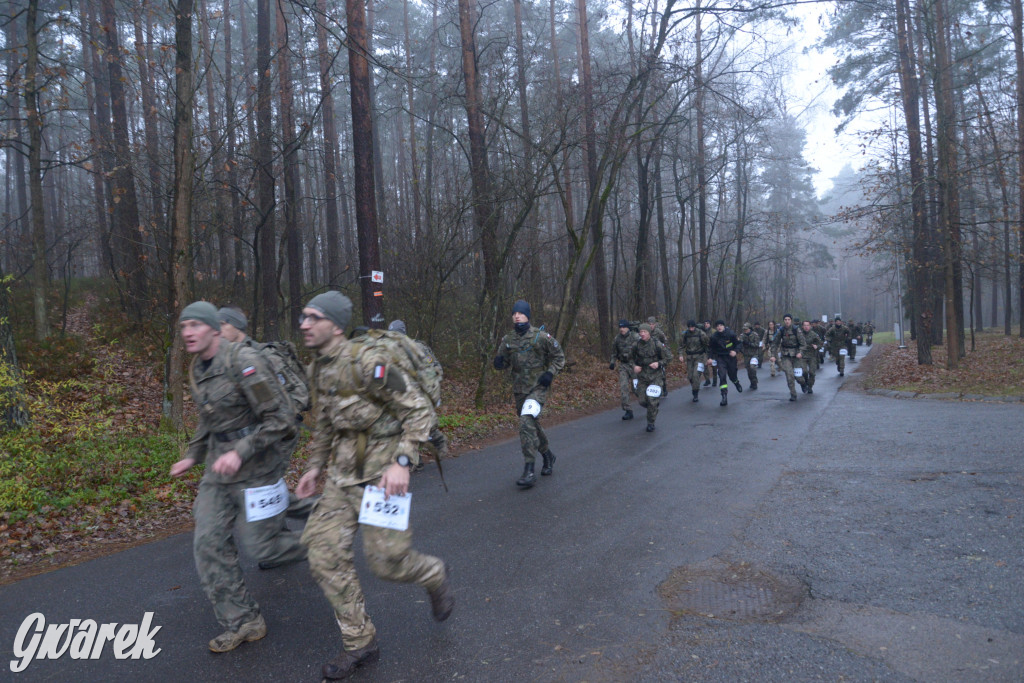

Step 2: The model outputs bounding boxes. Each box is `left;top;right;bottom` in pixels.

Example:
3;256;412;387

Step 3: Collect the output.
306;291;353;330
179;301;220;331
388;319;407;334
218;307;248;331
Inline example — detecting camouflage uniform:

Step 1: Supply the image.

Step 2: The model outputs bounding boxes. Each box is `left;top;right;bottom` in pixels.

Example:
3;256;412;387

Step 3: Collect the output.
799;327;822;392
495;326;566;464
610;329;640;411
631;336;671;426
865;322;874;345
825;321;852;375
301;335;446;651
738;325;762;389
648;319;670;347
679;327;709;397
763;325;779;376
848;321;862;360
771;324;807;398
186;341;305;632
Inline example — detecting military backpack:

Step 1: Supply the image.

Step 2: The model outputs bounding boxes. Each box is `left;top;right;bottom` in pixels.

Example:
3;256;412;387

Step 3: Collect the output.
231;340;312;416
348;329;443;408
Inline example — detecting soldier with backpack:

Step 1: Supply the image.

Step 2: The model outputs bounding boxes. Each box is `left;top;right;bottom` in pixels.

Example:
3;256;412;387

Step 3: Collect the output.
387;319;448;471
218;306;315;522
296;292;453;681
170;302;306;653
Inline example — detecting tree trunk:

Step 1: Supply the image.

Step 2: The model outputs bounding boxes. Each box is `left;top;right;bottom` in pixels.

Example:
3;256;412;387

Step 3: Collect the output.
223;0;245;301
895;0;932;364
25;0;49;340
347;0;384;327
576;0;611;357
276;0;304;337
695;5;709;322
317;0;343;285
255;0;279;338
100;0;148;313
133;0;163;249
1012;0;1024;336
167;0;196;429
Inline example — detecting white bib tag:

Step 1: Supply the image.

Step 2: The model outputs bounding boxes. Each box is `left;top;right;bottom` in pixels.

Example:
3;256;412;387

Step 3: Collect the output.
244;478;289;523
794;367;804;377
520;398;542;418
696;362;705;373
759;341;764;347
632;378;638;389
852;339;858;345
645;384;663;398
749;357;759;367
358;485;410;531
711;359;718;367
840;348;848;356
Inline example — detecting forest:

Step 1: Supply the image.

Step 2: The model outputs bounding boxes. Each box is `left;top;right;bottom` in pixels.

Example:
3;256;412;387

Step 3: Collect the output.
1;0;1022;431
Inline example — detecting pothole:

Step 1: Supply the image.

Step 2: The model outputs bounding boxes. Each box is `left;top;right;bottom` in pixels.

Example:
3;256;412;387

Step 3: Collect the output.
658;558;806;623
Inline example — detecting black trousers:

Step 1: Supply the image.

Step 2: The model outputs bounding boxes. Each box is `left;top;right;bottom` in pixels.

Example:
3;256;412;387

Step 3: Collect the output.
715;355;738;388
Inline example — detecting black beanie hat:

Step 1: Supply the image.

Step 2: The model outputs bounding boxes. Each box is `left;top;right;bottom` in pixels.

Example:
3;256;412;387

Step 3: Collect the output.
512;299;531;319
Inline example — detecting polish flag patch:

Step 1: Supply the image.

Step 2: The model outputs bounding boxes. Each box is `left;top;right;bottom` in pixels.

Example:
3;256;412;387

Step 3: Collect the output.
373;365;386;380
242;366;257;377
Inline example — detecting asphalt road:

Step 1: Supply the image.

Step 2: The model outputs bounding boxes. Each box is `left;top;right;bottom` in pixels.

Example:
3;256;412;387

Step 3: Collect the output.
1;349;1022;682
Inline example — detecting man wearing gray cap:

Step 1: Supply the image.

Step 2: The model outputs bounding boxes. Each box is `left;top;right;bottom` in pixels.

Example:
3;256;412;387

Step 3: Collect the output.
170;301;306;653
218;305;315;522
296;292;452;680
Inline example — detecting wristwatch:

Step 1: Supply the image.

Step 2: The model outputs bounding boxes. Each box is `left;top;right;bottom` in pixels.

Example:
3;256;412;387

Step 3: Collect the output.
396;454;412;468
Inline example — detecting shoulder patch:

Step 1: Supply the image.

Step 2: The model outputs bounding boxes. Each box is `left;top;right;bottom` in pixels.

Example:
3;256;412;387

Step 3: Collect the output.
242;365;257;377
373;364;387;380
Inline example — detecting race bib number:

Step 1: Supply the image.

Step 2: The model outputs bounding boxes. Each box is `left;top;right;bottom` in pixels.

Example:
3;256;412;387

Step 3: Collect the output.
358;485;411;531
633;378;639;389
852;339;857;345
711;359;718;367
794;367;803;377
244;478;288;523
520;398;542;418
696;362;705;373
749;357;759;367
759;341;764;347
645;384;663;398
840;348;848;356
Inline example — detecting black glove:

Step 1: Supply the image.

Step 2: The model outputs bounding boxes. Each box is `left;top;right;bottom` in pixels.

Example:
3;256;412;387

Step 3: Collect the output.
493;355;505;370
609;361;616;370
538;371;553;387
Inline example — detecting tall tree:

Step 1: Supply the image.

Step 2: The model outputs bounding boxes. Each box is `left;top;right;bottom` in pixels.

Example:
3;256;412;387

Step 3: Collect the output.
1012;0;1024;336
347;0;383;326
276;0;304;335
167;0;195;428
316;0;343;285
24;0;49;340
255;0;279;337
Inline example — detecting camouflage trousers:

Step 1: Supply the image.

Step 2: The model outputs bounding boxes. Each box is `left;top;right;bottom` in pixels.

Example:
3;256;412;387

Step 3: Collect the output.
193;469;307;631
833;349;846;374
801;356;819;389
302;480;446;650
848;342;857;360
745;355;760;386
636;374;666;425
685;355;706;393
778;355;806;396
515;392;550;463
617;364;638;410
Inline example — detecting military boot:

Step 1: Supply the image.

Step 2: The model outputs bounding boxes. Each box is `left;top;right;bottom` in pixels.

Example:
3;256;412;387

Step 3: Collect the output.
622;409;634;420
540;450;556;476
516;462;536;489
720;389;728;407
428;569;455;621
735;382;743;393
208;614;267;653
692;390;699;403
322;638;380;680
750;380;758;390
645;423;656;432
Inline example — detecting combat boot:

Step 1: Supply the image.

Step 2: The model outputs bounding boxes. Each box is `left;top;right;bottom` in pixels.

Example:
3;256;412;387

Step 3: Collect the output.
720;389;728;407
428;569;455;621
789;393;797;401
322;638;380;680
703;379;712;387
208;614;266;653
645;423;656;432
750;381;758;390
692;390;699;403
622;409;634;420
516;462;536;489
540;450;556;476
735;382;743;393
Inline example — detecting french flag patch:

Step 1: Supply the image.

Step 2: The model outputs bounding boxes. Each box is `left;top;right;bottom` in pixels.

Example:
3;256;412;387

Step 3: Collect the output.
242;365;257;377
373;365;386;380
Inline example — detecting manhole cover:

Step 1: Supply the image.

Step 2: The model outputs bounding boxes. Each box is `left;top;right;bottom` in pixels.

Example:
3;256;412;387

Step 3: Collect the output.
659;559;805;623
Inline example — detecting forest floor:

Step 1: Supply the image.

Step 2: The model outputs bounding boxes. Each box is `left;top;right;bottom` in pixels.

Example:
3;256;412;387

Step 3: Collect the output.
0;296;687;585
861;331;1024;397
